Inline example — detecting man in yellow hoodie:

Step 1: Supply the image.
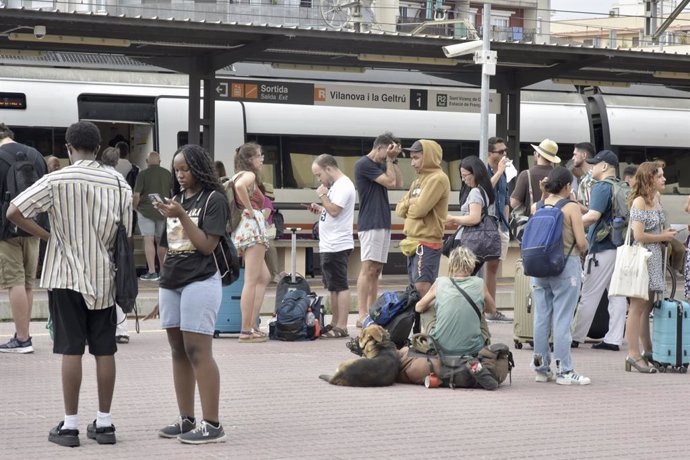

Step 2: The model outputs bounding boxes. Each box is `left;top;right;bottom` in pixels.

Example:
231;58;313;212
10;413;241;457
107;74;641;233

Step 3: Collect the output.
396;140;450;300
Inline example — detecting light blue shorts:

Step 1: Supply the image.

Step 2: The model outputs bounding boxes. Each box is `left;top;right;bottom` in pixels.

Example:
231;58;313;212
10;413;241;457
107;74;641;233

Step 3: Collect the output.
159;272;222;335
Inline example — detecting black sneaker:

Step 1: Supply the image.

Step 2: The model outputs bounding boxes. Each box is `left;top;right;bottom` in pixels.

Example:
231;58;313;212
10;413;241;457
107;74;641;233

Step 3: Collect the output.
48;421;80;447
177;420;227;444
592;341;620;351
0;334;34;354
87;420;116;444
571;341;580;349
139;272;160;281
158;416;195;438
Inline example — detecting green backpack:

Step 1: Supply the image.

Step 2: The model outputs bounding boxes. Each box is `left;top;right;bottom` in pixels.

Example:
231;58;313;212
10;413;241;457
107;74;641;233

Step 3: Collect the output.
594;177;631;247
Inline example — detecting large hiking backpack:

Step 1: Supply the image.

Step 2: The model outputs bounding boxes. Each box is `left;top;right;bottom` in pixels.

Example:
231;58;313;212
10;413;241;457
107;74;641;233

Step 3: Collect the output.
594;177;631;247
0;145;41;239
272;290;312;341
364;285;420;348
521;198;575;278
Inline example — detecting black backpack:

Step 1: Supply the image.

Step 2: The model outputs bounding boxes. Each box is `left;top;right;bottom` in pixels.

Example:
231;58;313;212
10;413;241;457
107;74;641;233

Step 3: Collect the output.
384;285;420;349
0;144;41;239
271;290;312;341
113;179;138;314
125;164;139;189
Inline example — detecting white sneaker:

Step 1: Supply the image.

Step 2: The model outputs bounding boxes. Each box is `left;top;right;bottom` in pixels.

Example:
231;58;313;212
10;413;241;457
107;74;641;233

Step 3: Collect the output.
556;371;591;385
535;370;554;383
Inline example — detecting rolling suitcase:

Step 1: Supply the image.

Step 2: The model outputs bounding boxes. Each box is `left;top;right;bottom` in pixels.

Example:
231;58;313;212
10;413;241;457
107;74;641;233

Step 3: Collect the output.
275;227;311;310
214;268;259;337
652;251;690;372
513;259;536;349
274;228;325;327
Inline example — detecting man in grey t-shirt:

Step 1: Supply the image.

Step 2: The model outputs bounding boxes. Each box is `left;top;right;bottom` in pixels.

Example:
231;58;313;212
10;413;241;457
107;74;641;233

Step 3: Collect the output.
353;132;402;327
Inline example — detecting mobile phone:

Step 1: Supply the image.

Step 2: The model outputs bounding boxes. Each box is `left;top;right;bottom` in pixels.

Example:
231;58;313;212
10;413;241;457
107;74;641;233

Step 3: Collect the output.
148;193;164;204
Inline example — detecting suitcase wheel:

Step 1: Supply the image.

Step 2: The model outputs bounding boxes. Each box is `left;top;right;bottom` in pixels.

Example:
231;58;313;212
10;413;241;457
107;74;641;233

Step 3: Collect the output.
514;341;523;350
213;331;220;338
528;341;534;349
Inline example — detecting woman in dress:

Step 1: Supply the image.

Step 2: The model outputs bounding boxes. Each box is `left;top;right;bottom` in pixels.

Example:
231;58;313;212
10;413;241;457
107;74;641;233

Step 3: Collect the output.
625;161;678;373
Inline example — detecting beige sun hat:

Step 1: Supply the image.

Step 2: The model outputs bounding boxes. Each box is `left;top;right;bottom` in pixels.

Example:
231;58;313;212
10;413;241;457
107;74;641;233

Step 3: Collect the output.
530;139;561;164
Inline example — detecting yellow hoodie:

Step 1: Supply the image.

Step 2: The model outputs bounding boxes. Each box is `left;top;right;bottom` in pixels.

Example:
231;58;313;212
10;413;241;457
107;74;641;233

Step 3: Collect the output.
395;140;450;244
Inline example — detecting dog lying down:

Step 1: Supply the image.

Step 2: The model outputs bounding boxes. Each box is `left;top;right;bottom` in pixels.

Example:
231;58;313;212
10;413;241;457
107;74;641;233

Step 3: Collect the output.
319;325;400;387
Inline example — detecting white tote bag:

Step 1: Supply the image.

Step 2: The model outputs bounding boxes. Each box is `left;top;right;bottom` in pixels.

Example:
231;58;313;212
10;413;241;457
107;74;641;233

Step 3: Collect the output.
609;226;652;300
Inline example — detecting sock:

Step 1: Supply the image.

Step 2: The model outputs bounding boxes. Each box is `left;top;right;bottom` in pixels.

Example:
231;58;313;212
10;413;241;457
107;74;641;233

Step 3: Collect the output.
96;411;112;428
182;415;195;423
203;419;220;428
63;414;79;430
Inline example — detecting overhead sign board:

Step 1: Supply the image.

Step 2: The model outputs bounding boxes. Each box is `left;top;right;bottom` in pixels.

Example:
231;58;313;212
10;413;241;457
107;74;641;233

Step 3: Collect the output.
215;79;499;113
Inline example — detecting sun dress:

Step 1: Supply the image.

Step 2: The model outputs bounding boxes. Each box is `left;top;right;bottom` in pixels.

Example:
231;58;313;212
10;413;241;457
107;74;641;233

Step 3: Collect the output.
630;205;665;293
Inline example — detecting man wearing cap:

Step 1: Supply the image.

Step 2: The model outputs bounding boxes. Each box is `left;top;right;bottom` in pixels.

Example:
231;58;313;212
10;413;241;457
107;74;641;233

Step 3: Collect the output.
354;132;403;327
571;150;627;352
395;140;450;306
510;139;560;214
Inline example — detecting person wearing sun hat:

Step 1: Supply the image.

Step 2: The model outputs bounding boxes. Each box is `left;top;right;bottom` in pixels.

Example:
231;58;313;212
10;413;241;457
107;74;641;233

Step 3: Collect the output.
510;139;561;214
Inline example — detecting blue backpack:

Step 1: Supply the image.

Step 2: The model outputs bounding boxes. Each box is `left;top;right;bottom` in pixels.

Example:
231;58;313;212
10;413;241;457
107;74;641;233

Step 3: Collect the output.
521;199;575;278
368;291;409;327
274;290;310;341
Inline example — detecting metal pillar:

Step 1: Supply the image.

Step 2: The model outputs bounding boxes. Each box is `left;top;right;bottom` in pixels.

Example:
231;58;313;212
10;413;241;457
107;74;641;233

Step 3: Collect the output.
496;85;520;164
478;3;491;162
187;60;215;156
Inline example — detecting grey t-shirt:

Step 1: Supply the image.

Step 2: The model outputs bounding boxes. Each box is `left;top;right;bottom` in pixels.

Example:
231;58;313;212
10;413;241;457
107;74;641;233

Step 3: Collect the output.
457;187;487;238
354;156;390;231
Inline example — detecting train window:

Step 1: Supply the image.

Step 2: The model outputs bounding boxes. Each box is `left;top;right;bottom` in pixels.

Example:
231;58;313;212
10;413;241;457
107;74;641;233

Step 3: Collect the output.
0;92;27;110
10;127;67;158
618;146;689;193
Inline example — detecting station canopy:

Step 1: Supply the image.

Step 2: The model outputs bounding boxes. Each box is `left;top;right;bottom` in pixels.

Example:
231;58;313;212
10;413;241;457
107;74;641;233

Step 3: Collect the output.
2;8;690;90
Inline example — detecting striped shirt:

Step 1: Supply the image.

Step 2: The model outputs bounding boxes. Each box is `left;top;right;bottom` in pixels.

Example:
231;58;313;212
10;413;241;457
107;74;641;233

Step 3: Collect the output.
12;160;132;310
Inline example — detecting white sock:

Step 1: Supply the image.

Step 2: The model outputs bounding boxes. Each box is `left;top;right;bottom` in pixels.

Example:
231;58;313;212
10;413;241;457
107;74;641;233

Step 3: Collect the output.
96;411;112;428
63;414;79;430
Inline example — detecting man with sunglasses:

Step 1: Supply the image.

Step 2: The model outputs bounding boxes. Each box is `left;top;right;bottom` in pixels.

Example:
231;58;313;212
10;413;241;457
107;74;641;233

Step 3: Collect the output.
484;137;512;323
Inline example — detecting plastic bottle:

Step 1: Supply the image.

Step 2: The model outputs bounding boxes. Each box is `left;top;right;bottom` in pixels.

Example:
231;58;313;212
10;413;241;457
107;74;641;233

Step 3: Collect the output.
306;308;316;338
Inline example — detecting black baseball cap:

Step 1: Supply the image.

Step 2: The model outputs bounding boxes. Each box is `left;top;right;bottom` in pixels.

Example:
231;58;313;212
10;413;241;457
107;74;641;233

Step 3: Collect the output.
403;140;423;153
586;149;619;168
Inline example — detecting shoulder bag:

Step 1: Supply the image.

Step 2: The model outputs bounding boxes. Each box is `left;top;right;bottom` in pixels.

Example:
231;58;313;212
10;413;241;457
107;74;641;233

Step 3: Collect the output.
509;169;532;242
113;179;138;314
608;224;652;300
202;191;241;286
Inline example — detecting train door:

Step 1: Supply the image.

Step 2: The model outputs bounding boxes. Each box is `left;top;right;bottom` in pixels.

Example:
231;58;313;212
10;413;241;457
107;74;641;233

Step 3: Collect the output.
78;94;156;167
582;90;610;152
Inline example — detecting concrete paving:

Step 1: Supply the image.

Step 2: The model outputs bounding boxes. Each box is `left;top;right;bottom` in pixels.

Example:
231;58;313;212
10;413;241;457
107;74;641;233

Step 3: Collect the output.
1;312;689;459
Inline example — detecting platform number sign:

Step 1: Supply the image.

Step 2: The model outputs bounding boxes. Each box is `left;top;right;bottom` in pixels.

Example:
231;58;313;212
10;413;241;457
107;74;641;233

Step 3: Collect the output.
409;89;427;110
436;93;448;108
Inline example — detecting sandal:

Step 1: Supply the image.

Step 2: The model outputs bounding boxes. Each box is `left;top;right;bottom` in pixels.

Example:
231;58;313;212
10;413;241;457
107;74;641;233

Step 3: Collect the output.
252;329;268;337
116;335;129;344
238;330;268;343
321;326;349;339
320;324;333;336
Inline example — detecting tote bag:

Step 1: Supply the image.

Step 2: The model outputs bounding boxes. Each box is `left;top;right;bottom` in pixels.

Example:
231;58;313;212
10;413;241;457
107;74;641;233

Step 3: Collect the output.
609;226;652;300
443;187;501;262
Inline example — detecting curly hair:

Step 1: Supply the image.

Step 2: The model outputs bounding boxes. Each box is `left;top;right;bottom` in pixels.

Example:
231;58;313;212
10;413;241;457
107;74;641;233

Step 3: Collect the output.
171;144;224;196
628;161;662;208
66;121;101;152
448;246;478;277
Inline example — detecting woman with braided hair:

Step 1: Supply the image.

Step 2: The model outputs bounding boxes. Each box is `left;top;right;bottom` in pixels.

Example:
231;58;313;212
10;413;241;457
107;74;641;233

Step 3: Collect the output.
155;144;228;444
231;142;271;343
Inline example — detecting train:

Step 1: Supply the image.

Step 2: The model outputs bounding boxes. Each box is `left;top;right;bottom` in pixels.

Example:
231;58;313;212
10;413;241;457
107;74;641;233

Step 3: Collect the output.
1;61;689;237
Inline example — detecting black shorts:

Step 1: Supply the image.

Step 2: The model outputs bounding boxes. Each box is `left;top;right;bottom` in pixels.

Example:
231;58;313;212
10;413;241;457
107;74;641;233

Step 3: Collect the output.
320;249;352;292
48;289;117;356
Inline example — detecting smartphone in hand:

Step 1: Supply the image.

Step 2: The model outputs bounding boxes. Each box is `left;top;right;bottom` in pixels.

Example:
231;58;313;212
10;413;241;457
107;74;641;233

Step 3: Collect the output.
148;193;164;204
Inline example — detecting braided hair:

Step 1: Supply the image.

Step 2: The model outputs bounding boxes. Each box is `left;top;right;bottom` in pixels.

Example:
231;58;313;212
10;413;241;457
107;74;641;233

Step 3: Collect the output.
171;144;224;196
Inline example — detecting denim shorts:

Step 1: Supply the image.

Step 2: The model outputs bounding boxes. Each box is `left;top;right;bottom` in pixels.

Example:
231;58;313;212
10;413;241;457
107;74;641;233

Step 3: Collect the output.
159;272;222;335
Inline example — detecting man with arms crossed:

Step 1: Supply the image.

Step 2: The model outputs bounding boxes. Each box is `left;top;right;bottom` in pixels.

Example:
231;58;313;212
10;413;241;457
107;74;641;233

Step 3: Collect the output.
8;121;132;447
354;132;403;327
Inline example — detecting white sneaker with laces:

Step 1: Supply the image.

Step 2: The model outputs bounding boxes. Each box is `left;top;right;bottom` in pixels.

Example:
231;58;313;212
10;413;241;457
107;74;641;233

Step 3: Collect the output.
556;371;591;385
535;370;554;383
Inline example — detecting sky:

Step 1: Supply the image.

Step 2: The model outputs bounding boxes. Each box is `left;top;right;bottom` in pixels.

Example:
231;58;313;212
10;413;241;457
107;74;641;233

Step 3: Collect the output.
551;1;618;20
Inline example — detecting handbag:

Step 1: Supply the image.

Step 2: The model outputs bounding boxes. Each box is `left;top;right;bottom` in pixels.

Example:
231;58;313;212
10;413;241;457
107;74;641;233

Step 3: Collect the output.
202;191;241;286
608;225;652;300
443;188;501;262
509;169;532;242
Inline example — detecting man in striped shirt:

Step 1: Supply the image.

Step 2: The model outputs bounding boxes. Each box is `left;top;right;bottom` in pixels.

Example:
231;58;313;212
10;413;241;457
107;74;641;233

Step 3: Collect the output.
7;121;132;448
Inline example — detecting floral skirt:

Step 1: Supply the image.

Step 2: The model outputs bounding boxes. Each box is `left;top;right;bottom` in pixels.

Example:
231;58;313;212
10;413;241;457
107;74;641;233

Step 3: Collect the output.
232;209;269;255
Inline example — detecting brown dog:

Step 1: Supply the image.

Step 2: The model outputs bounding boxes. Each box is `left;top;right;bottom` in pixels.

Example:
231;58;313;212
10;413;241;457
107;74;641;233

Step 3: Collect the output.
319;324;400;387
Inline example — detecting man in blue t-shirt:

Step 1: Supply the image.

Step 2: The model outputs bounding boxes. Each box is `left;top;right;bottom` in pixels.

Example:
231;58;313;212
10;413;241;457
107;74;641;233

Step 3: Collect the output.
354;132;403;326
571;150;627;351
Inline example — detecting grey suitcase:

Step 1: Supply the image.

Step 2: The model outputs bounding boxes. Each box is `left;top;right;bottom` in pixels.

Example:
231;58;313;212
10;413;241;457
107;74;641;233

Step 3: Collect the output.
512;258;536;349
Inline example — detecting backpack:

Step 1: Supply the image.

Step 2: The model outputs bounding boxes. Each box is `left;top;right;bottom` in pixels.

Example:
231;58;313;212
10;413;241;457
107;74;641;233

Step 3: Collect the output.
125;164;139;189
224;175;243;232
113;179;138;314
369;291;409;327
201;191;241;286
364;285;420;348
0;145;41;239
272;210;285;240
272;290;311;341
521;198;575;278
593;177;631;247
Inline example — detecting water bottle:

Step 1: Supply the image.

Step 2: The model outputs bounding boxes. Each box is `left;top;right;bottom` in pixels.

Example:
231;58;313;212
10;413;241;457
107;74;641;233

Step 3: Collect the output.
611;217;625;246
306;308;316;339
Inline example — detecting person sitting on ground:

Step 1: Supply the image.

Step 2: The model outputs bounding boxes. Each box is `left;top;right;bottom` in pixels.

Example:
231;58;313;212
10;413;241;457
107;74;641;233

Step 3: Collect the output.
415;246;488;355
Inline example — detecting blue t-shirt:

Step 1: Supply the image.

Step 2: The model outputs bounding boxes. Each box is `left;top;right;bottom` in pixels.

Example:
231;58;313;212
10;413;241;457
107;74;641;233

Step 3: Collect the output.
354;156;390;231
587;180;615;253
